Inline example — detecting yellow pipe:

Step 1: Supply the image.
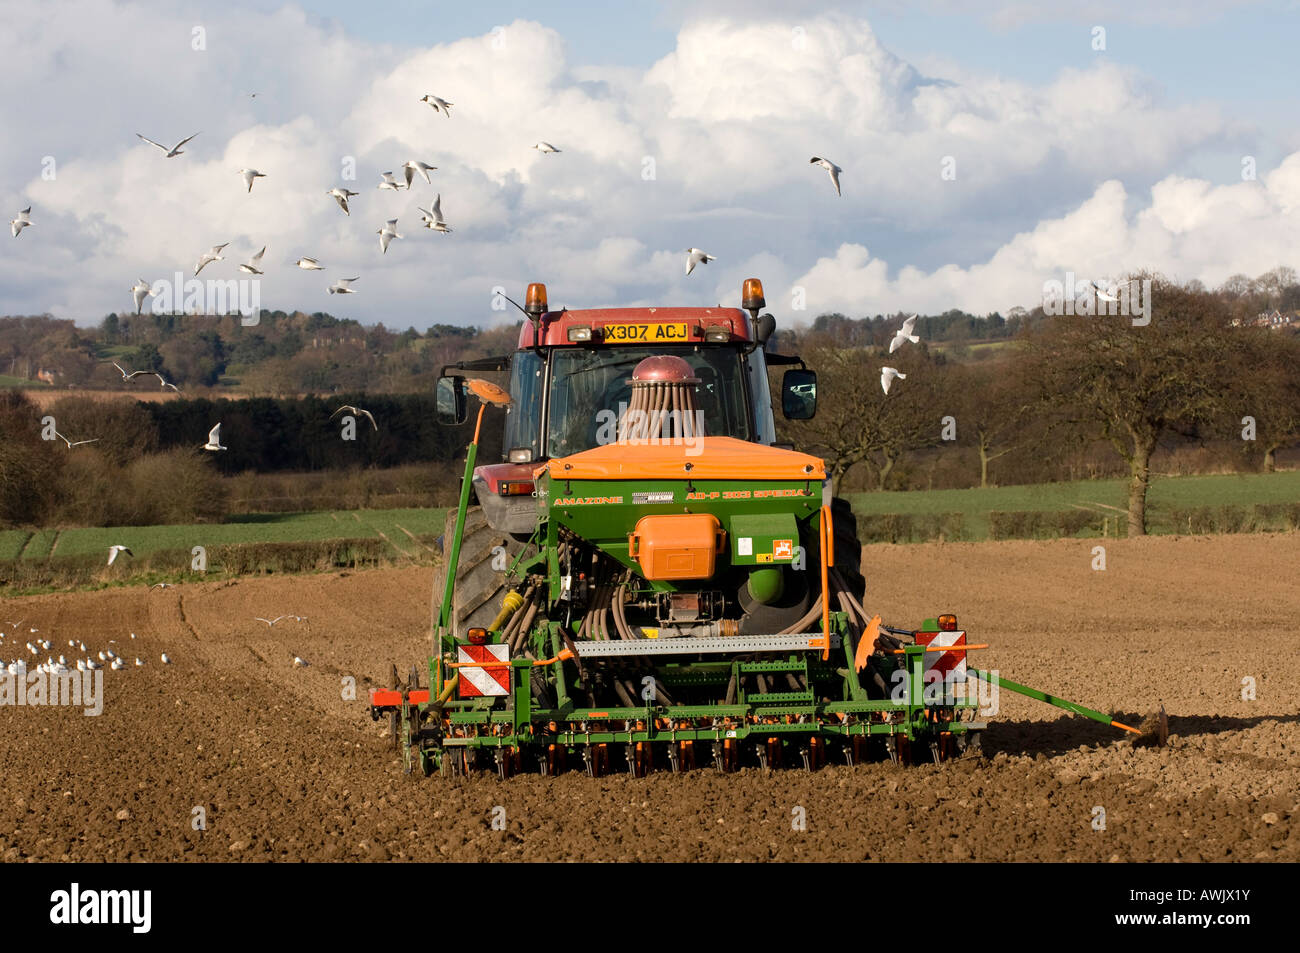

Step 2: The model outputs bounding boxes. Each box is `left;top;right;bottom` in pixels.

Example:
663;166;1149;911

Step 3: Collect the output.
488;590;525;633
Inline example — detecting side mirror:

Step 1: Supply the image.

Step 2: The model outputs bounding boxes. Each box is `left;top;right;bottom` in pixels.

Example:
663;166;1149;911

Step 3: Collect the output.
781;368;817;420
436;376;468;425
754;313;776;346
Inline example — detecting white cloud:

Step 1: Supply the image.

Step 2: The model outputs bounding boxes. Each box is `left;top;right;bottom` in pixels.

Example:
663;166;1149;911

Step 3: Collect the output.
0;2;1284;329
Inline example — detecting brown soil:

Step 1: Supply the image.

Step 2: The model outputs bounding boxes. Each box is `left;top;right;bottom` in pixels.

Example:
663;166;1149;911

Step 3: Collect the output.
1;533;1296;862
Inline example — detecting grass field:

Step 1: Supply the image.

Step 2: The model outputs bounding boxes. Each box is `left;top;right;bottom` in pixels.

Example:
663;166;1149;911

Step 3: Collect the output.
0;508;449;564
849;470;1300;539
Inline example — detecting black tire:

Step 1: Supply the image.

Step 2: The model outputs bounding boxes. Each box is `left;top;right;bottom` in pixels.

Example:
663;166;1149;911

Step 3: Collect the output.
431;505;536;647
830;497;866;603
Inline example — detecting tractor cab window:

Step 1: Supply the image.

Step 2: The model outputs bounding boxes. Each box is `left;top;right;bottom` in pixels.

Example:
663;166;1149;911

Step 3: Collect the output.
502;349;544;461
546;345;751;458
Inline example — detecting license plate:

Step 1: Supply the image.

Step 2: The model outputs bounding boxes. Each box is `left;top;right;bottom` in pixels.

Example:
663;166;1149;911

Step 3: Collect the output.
602;322;690;343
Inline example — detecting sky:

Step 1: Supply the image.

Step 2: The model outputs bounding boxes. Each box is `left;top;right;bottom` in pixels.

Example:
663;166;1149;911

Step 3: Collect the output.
2;0;1299;331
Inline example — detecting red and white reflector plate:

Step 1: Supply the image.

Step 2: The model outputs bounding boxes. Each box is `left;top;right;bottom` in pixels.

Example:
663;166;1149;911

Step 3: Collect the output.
457;644;511;698
917;630;967;683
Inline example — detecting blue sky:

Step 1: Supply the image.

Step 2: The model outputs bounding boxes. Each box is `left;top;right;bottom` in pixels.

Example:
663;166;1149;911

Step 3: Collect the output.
2;0;1298;328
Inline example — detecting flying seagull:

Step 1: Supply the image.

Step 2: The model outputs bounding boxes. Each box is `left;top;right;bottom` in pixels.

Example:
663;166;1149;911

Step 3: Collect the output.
107;545;134;566
136;132;199;158
889;314;919;354
1092;279;1120;303
10;206;32;237
533;142;561;154
131;279;154;315
377;171;404;192
153;373;179;392
203;423;226;451
295;257;323;270
330;405;377;430
113;362;152;382
377;219;402;254
328;277;359;294
239;246;267;275
809;156;842;196
255;615;307;626
194;243;228;276
327;188;358;215
420;94;453;116
684;248;715;276
419;194;452;232
51;429;99;448
402;160;437;188
880;367;906;395
239;168;267;192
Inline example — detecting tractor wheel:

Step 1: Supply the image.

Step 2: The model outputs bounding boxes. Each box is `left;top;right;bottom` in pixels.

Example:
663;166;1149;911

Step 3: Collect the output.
431;505;537;646
830;497;865;603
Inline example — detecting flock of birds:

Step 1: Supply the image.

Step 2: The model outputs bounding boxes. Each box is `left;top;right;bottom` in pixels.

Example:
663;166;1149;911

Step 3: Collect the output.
0;619;164;677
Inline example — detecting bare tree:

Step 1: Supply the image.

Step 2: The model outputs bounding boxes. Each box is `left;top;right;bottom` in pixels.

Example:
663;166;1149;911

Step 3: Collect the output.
1023;276;1236;535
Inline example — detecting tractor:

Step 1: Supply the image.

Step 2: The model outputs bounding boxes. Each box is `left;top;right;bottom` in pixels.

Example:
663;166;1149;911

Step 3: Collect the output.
370;278;1156;776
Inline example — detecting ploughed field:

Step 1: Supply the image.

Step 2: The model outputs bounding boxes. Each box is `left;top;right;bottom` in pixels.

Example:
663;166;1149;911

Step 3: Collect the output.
1;533;1295;862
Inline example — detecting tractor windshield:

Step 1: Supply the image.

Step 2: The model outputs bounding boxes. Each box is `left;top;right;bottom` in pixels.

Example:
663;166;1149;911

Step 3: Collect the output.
545;345;752;459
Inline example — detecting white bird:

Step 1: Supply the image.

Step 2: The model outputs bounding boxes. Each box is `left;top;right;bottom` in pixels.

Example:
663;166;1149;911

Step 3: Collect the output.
11;206;32;237
153;373;179;393
51;429;99;448
889;314;920;354
327;188;358;215
135;658;144;666
418;194;451;232
151;583;172;590
98;651;107;661
239;246;267;275
809;156;842;196
330;405;377;430
194;243;228;276
1092;280;1119;302
107;545;134;566
684;248;716;276
420;94;453;116
402;160;437;188
377;171;404;192
111;658;125;670
58;654;66;665
295;257;324;270
292;655;308;667
136;132;199;157
254;615;306;626
39;639;50;650
377;219;402;254
105;649;117;660
203;423;227;452
239;168;266;193
129;633;135;639
160;653;171;664
533;142;561;154
880;367;906;395
328;276;359;295
76;659;87;672
87;659;102;670
113;362;152;382
131;279;154;315
26;642;36;654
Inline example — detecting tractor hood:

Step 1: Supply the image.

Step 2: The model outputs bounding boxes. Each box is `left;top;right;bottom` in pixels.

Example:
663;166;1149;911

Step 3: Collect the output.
540;437;826;482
